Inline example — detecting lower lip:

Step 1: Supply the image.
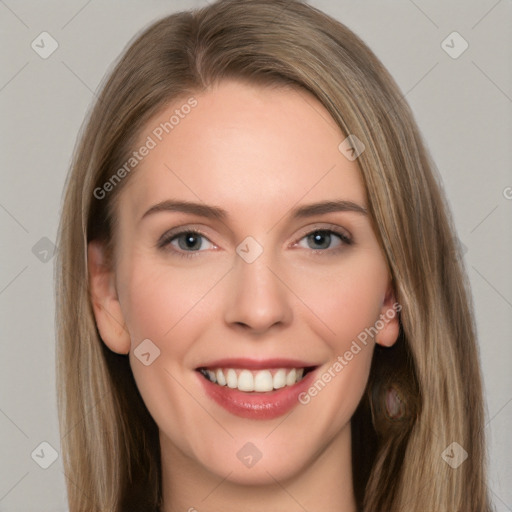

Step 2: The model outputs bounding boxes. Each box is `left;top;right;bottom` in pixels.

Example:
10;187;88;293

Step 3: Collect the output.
197;369;317;420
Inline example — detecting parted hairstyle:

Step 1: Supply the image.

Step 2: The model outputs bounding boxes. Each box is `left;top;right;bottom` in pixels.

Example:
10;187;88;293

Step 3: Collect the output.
55;0;493;510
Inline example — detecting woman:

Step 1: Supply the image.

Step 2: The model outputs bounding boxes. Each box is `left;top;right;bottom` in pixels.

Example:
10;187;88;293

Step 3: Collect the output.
55;0;493;510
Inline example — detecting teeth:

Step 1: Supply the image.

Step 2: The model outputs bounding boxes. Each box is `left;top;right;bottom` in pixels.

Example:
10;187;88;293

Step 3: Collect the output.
226;369;238;389
273;369;286;389
215;369;226;386
286;368;297;386
254;370;273;392
238;370;254;391
200;367;308;392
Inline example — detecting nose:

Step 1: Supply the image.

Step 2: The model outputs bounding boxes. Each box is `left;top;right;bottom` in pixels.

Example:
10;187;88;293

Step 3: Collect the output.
223;248;293;335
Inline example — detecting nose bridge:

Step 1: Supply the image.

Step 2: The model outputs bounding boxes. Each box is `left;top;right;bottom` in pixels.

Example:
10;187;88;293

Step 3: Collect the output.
224;237;292;332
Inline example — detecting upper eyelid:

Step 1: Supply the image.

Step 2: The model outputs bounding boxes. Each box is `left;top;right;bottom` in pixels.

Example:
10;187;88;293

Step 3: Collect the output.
295;222;351;238
160;223;350;238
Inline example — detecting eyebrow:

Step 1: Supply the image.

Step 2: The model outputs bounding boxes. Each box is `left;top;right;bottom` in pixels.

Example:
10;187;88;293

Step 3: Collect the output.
140;199;367;223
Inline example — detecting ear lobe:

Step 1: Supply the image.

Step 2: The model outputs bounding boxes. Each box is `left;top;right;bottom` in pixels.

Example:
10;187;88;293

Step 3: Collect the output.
375;285;401;348
87;240;131;355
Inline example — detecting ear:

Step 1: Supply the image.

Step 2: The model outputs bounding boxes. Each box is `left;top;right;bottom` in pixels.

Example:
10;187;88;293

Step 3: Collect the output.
375;282;400;348
87;240;131;355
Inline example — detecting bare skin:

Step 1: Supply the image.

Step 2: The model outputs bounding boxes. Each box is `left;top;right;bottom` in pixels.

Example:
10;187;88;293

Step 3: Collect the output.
88;79;399;512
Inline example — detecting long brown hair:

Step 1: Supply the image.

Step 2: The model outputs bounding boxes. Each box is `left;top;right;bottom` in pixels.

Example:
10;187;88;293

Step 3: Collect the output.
55;0;493;510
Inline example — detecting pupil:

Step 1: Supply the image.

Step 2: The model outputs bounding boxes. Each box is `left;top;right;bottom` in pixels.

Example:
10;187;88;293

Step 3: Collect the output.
181;233;201;250
310;231;330;249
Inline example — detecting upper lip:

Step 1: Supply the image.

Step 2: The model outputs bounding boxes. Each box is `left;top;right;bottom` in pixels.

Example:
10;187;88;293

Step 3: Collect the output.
195;358;319;370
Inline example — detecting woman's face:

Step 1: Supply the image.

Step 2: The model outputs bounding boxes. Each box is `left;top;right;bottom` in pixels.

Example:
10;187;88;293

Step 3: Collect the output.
89;79;399;485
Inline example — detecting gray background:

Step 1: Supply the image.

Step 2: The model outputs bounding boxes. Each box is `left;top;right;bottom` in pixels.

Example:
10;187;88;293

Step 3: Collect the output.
1;0;511;510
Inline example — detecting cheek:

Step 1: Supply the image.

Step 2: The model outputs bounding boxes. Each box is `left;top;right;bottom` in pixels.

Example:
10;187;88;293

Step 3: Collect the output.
295;259;381;426
292;252;388;350
117;254;231;450
117;251;229;346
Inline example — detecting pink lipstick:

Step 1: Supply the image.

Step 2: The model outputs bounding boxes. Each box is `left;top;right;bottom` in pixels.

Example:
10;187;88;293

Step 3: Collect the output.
195;358;318;420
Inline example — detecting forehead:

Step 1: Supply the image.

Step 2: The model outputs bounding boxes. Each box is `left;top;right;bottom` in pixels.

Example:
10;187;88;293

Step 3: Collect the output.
118;79;366;224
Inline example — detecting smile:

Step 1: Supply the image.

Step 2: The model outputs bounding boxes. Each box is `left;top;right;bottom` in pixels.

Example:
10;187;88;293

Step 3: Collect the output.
197;367;313;392
195;359;320;420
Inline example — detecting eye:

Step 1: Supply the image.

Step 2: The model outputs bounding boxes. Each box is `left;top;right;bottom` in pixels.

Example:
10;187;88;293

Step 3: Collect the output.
157;226;353;259
295;229;352;252
157;229;215;258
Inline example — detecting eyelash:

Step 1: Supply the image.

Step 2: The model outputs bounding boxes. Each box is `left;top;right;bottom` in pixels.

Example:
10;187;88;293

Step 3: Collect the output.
157;227;353;260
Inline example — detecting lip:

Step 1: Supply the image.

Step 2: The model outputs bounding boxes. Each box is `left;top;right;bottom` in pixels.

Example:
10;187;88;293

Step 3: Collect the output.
195;360;319;420
196;357;316;370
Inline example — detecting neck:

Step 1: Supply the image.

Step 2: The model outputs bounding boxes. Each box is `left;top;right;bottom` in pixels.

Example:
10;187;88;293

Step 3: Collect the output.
159;422;357;512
